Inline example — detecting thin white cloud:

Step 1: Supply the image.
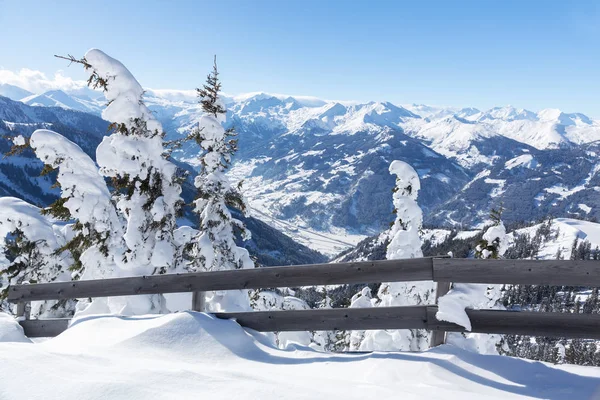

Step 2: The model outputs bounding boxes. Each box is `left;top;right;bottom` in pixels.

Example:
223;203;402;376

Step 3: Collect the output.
0;68;88;94
0;68;359;107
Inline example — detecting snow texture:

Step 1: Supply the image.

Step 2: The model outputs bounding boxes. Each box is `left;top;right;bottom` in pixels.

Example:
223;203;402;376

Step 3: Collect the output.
0;312;598;399
436;284;504;331
0;197;60;250
11;135;26;146
0;197;74;318
0;312;30;343
480;222;510;258
0;198;65;288
85;49;161;134
346;287;376;349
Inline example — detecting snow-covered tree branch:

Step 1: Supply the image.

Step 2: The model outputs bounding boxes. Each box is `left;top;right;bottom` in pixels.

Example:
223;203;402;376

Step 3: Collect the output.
185;57;254;312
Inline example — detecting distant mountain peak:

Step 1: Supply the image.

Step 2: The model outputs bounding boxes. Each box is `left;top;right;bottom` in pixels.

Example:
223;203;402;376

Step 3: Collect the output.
20;89;103;115
0;83;33;101
478;105;537;122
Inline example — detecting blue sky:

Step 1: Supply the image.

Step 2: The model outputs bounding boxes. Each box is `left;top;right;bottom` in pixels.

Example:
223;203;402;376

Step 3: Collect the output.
1;0;600;115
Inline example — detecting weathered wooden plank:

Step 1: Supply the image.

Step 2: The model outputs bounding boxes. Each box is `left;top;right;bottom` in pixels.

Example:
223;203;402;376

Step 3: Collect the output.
14;307;427;338
215;306;428;331
433;258;600;286
16;306;600;339
429;282;451;347
8;258;433;303
19;319;69;338
13;307;428;338
427;306;600;340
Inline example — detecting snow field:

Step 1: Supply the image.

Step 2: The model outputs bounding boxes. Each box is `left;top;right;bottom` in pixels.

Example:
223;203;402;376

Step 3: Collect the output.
1;311;600;399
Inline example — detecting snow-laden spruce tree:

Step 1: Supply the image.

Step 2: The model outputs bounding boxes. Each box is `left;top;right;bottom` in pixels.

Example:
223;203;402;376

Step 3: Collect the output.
28;129;132;315
475;206;508;259
436;207;508;354
66;49;184;314
186;58;254;312
0;197;72;317
357;160;434;351
29;130;124;279
85;49;183;273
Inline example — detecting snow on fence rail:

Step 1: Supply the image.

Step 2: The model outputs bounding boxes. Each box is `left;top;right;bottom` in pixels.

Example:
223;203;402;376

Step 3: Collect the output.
8;257;600;342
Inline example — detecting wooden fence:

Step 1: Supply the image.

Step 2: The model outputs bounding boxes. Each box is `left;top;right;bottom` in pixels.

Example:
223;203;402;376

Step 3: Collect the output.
8;257;600;345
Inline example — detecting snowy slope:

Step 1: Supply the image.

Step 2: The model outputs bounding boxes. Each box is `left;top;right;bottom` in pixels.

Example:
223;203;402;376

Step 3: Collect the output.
9;83;600;159
427;141;600;227
401;105;600;167
8;82;600;247
0;83;33;101
343;218;600;263
22;90;103;115
512;217;600;259
1;311;599;399
194;95;600;242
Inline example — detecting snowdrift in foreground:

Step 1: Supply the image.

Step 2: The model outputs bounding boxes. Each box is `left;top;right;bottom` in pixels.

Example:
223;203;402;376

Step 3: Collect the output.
1;312;599;399
0;313;30;343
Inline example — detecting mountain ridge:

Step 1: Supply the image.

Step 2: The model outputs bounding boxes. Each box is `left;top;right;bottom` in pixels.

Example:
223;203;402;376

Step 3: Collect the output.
5;84;600;254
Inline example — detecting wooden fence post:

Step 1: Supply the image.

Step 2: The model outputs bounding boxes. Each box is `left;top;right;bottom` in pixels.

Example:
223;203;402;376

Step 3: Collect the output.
430;255;452;347
430;281;451;347
192;291;205;312
16;301;30;319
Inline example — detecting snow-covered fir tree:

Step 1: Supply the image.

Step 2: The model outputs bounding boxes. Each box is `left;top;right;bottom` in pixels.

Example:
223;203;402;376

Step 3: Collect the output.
436;208;508;354
27;128;132;315
0;50;257;317
54;49;182;314
82;49;184;278
0;197;72;317
29;130;125;280
32;49;185;315
185;58;254;312
355;160;435;351
475;206;508;259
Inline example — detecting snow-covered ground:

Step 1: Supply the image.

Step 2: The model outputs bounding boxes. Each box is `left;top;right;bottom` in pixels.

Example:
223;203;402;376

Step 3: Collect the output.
228;159;367;256
425;218;600;261
513;217;600;259
1;312;600;399
248;206;366;256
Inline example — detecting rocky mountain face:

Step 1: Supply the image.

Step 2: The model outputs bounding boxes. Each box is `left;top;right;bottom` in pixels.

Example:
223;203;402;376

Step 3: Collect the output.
0;94;324;266
220;95;600;253
0;95;109;205
4;86;600;255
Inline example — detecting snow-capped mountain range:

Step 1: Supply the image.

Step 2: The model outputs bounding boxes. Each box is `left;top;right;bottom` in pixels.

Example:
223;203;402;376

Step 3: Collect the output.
0;94;325;266
3;84;600;255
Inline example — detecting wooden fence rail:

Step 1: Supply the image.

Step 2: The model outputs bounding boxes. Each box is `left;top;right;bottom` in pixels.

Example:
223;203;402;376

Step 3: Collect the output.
8;257;600;341
9;258;600;303
15;306;600;340
7;258;432;303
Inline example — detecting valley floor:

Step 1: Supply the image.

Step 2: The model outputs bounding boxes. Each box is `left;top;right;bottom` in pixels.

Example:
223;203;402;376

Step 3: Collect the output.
0;312;599;399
